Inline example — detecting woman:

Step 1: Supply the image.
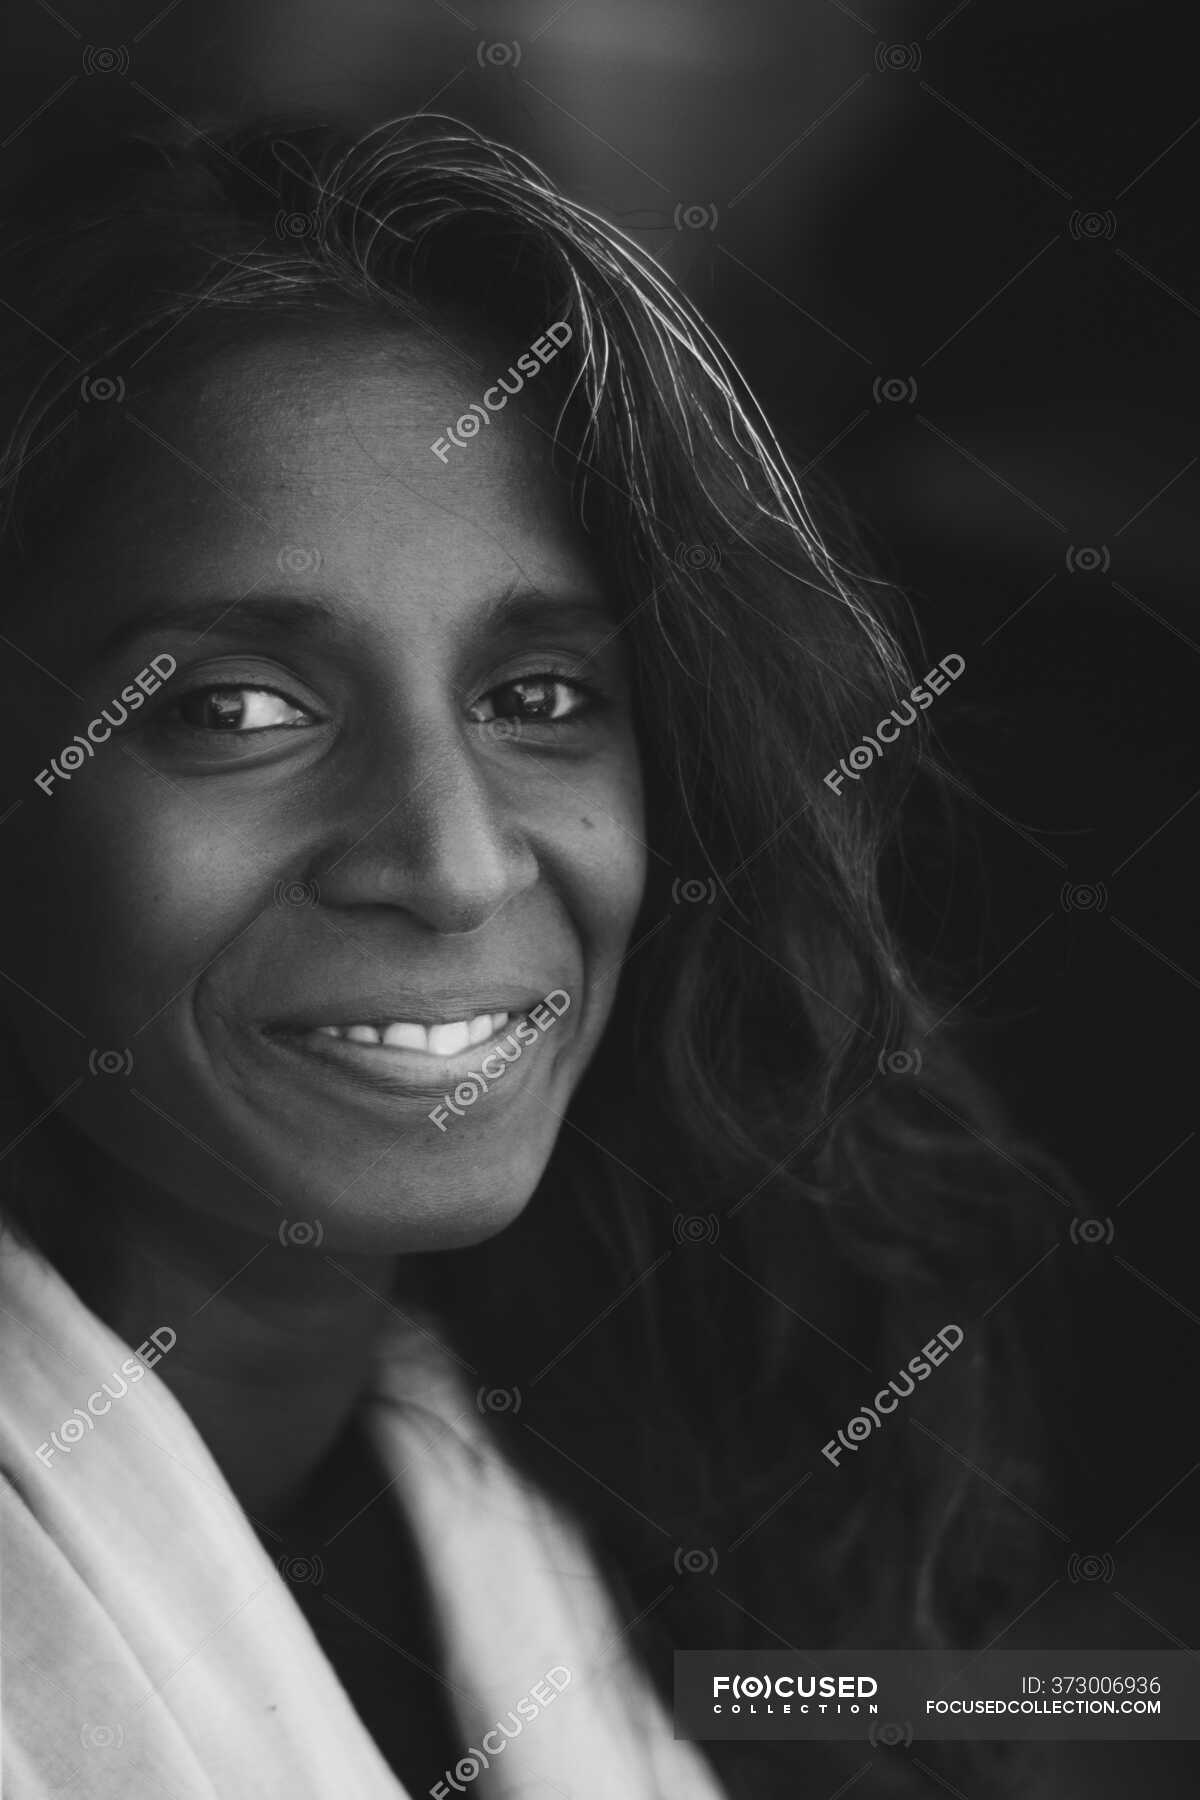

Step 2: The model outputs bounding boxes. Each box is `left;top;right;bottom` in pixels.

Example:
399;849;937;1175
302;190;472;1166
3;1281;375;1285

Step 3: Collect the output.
0;116;1071;1797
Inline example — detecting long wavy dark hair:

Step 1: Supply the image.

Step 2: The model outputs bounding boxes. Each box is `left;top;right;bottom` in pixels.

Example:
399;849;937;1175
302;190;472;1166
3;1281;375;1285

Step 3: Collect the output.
0;117;1080;1797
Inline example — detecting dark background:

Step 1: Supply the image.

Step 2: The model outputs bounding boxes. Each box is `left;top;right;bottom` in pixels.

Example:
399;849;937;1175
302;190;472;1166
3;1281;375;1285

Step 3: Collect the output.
2;0;1195;1772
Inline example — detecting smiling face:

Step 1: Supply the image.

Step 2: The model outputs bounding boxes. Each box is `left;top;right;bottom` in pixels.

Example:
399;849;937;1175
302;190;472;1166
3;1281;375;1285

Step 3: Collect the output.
0;320;647;1253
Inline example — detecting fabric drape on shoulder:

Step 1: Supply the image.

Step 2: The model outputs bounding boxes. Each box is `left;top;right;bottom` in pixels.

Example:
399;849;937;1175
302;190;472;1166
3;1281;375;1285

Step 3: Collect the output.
0;1232;726;1798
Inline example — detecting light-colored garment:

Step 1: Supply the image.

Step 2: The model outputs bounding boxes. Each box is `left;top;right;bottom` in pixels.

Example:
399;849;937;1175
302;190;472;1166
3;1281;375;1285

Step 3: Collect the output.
0;1232;726;1798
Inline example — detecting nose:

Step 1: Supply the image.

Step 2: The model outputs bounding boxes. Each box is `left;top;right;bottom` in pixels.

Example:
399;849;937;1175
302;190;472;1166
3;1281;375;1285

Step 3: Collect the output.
312;720;539;935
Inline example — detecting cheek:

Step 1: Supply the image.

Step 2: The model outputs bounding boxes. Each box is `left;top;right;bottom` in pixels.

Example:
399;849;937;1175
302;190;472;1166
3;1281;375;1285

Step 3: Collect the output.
554;745;647;954
583;814;647;948
4;772;283;1033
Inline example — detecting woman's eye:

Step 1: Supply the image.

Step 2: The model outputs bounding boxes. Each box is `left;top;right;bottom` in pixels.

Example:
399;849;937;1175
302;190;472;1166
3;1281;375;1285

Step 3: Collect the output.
471;675;593;726
170;686;313;732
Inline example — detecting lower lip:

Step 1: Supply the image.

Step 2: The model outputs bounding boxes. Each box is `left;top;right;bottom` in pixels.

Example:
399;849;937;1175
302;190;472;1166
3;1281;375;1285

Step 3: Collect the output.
257;1014;551;1105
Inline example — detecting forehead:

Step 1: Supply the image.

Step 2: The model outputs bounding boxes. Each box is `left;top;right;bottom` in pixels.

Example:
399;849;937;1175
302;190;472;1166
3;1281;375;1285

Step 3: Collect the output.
34;320;599;648
161;324;515;488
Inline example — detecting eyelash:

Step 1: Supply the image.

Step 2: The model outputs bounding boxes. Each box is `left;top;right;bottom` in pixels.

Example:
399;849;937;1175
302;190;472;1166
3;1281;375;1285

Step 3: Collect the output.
467;669;605;728
164;685;309;733
159;668;606;737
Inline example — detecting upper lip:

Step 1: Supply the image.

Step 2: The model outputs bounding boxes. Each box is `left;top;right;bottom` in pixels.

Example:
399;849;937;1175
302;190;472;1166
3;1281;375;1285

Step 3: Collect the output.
262;986;559;1033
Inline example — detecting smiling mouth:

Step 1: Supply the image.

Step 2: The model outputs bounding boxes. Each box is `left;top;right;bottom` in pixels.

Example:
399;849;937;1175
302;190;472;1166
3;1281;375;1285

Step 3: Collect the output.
313;1011;512;1056
260;1004;554;1099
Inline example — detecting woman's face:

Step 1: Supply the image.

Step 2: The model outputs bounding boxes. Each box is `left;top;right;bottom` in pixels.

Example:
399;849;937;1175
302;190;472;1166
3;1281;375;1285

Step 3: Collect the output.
0;322;646;1252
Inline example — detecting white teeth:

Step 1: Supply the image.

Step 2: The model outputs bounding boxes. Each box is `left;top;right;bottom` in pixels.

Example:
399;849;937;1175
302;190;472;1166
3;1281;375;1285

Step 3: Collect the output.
427;1020;471;1057
381;1022;426;1050
317;1012;512;1056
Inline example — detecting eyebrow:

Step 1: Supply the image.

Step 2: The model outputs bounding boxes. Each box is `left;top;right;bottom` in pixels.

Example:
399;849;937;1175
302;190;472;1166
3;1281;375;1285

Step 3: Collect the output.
88;584;617;663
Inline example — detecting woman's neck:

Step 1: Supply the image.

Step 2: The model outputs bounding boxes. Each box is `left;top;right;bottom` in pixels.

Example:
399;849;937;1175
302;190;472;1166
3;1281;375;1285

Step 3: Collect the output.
14;1124;401;1526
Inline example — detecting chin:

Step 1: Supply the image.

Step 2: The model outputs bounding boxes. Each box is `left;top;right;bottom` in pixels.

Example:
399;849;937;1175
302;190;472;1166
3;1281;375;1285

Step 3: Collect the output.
255;1141;552;1256
318;1180;543;1252
47;1074;548;1264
